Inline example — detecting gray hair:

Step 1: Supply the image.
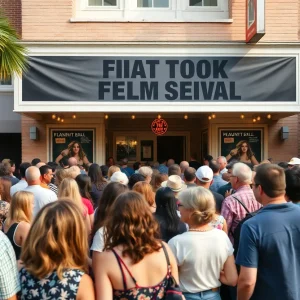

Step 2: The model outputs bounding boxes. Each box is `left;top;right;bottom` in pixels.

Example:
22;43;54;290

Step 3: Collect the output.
217;156;227;163
138;166;153;178
232;162;252;184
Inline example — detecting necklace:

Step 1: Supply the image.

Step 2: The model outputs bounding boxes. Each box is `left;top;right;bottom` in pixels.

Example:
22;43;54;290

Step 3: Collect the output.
189;227;212;232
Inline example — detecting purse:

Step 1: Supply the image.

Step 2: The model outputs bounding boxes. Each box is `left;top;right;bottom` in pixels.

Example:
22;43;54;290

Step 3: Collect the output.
160;243;183;300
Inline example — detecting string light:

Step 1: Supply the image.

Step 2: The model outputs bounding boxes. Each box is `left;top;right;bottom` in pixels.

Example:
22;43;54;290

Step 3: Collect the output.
257;116;261;121
131;115;136;120
105;114;109;120
267;114;272;119
57;117;61;121
252;118;257;123
61;118;64;123
212;114;216;119
184;114;188;120
240;114;245;119
157;114;161;119
72;114;76;119
208;116;212;120
52;114;56;120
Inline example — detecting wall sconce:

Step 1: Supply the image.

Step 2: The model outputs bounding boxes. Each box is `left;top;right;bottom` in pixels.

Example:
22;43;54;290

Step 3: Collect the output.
281;126;289;140
30;127;39;140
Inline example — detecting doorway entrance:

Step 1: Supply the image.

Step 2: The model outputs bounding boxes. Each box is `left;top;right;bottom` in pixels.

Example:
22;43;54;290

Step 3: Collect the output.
157;136;186;164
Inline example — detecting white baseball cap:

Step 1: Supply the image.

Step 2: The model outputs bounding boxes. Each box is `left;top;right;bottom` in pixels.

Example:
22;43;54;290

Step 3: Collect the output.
195;166;213;183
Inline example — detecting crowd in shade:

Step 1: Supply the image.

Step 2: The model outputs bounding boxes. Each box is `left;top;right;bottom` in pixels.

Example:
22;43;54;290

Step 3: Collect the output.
1;151;300;300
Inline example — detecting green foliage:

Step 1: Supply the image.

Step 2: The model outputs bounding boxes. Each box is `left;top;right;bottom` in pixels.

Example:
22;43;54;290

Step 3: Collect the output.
0;10;27;80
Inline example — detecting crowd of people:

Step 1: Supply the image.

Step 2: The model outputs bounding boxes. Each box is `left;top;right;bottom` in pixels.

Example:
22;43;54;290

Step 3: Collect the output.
0;152;300;300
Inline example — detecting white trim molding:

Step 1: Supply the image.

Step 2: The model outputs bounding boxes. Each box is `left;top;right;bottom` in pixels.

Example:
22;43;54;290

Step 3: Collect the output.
72;0;230;22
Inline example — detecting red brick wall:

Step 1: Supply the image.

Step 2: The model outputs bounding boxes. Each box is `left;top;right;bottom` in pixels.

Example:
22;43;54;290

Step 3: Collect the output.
0;0;22;36
268;115;299;163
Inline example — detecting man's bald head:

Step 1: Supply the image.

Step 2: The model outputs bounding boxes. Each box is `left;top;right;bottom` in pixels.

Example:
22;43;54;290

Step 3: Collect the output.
68;157;78;167
180;161;189;172
25;166;41;185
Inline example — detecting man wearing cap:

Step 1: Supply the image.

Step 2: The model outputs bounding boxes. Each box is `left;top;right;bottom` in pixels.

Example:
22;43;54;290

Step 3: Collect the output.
195;166;224;213
287;157;300;169
221;162;261;244
237;164;300;300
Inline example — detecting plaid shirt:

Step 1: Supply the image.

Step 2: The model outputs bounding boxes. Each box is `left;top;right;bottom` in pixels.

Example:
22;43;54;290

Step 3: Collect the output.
221;185;262;243
0;231;20;299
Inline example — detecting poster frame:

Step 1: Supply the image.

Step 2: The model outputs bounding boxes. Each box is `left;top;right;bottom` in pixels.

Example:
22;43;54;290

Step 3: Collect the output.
218;127;264;163
49;128;96;163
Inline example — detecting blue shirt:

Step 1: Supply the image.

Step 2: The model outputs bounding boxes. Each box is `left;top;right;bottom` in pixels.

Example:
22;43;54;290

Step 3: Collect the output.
236;202;300;300
121;167;134;178
158;164;168;174
210;175;227;193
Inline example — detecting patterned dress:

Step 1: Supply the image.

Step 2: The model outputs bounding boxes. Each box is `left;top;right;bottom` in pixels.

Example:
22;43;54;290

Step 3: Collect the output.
210;215;225;230
0;200;10;231
112;249;169;300
19;268;84;300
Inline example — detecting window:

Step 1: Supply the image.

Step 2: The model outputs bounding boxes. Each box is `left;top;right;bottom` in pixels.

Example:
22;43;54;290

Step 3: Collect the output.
73;0;230;22
137;0;169;8
190;0;218;6
0;77;13;91
88;0;116;6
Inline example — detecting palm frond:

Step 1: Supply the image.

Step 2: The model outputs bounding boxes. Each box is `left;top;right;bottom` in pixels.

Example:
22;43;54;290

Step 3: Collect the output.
0;10;28;80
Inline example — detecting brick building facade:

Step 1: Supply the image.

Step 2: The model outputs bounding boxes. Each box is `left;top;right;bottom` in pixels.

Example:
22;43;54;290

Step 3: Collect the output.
1;0;300;165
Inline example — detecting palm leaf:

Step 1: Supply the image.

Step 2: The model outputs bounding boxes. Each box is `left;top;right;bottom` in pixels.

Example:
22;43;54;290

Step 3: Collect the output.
0;10;28;80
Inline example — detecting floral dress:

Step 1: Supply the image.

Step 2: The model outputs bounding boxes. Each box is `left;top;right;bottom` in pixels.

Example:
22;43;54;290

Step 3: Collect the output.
0;200;10;231
112;249;169;300
210;215;225;230
19;268;84;300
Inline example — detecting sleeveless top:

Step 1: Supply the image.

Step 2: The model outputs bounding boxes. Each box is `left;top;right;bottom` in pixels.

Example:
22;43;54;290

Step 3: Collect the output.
5;223;21;260
19;268;84;300
112;248;170;300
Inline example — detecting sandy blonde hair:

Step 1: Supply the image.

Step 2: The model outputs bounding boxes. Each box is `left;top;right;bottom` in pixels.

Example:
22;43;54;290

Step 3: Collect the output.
107;165;120;180
6;191;33;226
132;181;155;207
58;178;86;215
178;187;215;226
66;166;81;179
21;200;88;279
55;168;68;186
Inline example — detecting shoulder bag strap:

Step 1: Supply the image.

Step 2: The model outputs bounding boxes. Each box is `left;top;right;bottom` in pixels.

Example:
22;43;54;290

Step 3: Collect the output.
161;243;171;274
231;195;251;214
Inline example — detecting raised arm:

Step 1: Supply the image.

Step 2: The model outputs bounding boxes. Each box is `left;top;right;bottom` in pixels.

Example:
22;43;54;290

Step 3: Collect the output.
226;148;238;161
54;148;69;163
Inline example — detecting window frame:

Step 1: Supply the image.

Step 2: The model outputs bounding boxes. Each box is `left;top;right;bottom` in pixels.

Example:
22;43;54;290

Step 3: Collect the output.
73;0;230;22
0;78;13;92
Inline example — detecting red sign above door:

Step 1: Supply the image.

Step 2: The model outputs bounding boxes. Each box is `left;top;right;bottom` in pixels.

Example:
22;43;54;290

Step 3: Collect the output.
151;118;168;136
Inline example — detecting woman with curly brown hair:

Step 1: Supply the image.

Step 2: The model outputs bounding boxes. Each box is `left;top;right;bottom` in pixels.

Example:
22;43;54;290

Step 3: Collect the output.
55;141;90;166
92;191;179;300
226;140;259;165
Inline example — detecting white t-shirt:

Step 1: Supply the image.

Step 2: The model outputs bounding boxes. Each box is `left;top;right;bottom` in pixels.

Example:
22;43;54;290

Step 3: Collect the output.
90;227;105;252
24;185;57;217
168;229;234;293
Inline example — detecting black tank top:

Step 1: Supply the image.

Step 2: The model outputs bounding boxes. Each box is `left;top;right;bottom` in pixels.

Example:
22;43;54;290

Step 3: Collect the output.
6;223;21;260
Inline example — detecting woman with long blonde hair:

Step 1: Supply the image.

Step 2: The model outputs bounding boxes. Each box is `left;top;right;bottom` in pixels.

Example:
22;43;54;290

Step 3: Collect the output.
58;178;91;233
3;191;33;260
19;200;95;299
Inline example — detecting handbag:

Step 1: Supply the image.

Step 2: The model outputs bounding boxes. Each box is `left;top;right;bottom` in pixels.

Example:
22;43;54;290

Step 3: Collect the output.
160;243;183;300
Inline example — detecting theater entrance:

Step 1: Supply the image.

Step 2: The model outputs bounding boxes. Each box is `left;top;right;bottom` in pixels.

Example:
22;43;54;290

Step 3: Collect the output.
157;135;186;164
